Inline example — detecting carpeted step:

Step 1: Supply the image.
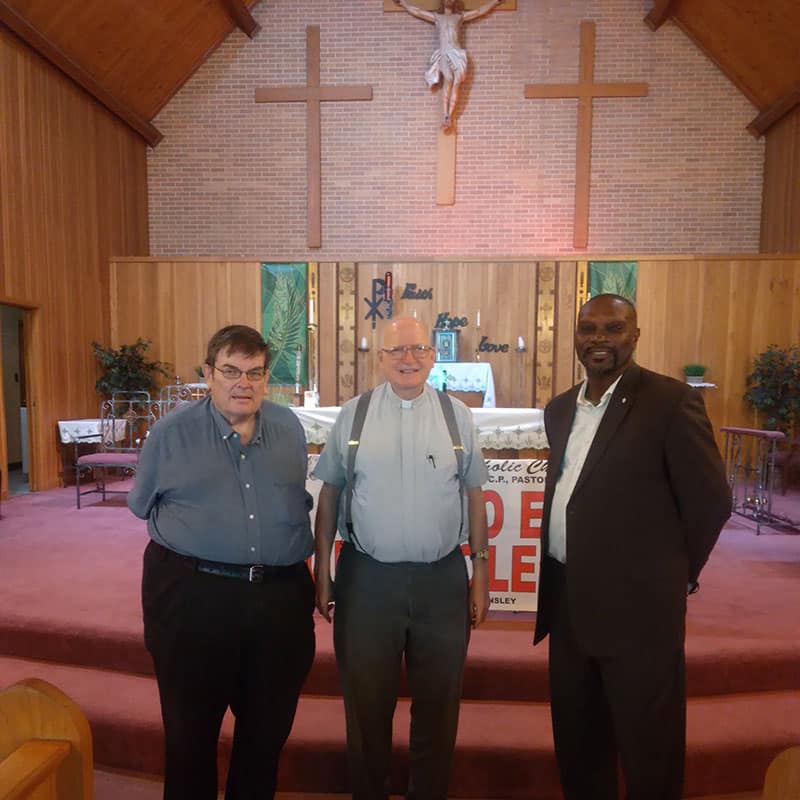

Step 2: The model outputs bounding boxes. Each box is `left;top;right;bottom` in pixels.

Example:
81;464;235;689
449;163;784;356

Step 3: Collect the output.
2;616;798;702
1;655;797;799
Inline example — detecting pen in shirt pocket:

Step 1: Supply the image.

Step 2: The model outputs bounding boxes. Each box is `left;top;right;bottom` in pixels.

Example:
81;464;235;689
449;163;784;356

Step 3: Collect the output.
427;454;436;469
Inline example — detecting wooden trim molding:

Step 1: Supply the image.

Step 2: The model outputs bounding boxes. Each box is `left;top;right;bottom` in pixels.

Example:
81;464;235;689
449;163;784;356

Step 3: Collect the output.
748;85;800;138
0;1;163;147
221;0;261;38
644;0;674;32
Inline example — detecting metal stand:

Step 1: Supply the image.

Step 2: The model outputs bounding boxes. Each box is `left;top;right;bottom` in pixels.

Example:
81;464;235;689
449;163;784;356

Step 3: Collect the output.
721;426;797;534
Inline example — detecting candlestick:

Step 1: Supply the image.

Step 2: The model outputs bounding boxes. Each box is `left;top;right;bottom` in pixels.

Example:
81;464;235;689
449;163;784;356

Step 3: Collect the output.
308;297;316;326
517;336;526;352
294;345;303;394
358;336;369;352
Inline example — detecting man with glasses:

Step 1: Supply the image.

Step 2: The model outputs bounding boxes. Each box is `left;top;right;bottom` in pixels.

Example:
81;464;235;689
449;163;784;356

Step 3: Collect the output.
129;324;315;800
313;315;489;800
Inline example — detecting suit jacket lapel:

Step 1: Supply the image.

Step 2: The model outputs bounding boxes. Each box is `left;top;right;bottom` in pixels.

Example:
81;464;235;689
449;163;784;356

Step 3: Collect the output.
546;385;581;488
571;364;641;498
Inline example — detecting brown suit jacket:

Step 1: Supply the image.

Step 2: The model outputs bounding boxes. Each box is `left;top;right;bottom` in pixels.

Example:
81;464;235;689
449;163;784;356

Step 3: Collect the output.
534;364;731;656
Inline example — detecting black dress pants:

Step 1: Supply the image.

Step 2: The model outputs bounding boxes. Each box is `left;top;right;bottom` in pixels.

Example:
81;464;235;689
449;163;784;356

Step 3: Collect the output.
142;540;315;800
546;558;686;800
333;543;470;800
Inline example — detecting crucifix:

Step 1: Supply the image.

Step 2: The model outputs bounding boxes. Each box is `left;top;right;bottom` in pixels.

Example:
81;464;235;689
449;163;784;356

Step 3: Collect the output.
255;26;373;248
524;21;648;249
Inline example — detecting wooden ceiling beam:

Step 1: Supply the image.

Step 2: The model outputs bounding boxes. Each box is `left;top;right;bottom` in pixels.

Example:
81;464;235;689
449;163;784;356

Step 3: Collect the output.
747;84;800;137
644;0;675;32
0;2;162;147
221;0;261;39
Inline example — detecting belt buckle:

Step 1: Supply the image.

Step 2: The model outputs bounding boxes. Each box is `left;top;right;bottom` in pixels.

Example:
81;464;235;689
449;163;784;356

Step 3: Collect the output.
248;564;265;583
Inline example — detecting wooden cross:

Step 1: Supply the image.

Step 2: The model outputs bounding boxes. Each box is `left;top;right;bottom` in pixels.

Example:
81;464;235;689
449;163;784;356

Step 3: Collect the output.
524;21;648;249
255;26;372;249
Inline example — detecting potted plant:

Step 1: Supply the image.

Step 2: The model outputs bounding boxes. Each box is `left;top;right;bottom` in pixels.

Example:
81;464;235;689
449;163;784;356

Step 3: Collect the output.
744;345;800;434
92;339;171;399
682;364;707;386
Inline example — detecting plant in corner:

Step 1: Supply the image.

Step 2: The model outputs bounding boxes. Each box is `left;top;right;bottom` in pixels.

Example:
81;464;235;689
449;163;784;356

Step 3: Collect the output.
744;345;800;434
92;339;171;398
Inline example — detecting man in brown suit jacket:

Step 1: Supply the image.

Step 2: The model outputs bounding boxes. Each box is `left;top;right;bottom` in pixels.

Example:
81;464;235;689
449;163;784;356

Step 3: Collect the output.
534;294;731;800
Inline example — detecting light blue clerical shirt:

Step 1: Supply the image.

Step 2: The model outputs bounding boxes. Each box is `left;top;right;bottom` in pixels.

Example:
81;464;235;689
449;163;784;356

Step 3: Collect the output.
547;375;622;564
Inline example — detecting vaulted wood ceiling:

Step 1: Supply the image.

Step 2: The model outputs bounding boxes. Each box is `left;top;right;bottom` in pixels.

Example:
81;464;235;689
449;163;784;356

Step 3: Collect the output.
1;0;798;146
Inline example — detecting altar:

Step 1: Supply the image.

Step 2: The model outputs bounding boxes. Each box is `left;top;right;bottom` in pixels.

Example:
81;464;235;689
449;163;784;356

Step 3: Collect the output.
292;405;546;451
426;362;496;408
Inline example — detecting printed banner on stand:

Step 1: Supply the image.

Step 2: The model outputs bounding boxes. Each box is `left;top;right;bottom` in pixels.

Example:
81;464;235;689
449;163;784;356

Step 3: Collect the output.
307;457;546;611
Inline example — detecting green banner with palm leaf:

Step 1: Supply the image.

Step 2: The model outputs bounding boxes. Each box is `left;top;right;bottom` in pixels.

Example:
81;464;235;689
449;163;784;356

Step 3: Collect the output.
261;263;307;386
588;261;637;303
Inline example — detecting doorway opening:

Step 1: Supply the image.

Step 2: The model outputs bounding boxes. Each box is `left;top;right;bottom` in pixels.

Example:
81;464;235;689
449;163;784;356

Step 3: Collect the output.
1;304;30;496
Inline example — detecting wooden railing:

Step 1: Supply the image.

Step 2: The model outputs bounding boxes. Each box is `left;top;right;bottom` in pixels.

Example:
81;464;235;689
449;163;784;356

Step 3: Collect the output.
0;679;92;800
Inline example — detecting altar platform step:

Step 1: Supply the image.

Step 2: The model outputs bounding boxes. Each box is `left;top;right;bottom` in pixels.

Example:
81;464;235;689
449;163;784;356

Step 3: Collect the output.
0;653;797;799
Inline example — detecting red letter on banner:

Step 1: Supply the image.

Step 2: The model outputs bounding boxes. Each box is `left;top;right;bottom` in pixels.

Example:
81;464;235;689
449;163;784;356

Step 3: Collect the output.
511;544;538;593
485;490;504;538
488;546;509;592
520;491;544;537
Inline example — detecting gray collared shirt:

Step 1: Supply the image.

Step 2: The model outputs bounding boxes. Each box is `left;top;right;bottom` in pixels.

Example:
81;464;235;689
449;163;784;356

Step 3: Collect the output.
312;383;489;563
128;397;313;565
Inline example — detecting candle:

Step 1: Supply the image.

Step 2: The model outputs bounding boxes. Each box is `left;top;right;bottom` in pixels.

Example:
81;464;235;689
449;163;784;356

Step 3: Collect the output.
518;336;525;350
476;309;481;328
294;345;302;391
360;336;368;351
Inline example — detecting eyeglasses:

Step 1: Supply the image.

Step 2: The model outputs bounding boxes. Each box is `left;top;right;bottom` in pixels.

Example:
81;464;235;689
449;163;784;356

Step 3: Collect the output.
213;365;268;381
380;345;434;359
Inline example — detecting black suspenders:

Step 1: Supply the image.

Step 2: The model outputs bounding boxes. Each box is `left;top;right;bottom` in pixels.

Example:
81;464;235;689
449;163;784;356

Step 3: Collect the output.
344;390;466;552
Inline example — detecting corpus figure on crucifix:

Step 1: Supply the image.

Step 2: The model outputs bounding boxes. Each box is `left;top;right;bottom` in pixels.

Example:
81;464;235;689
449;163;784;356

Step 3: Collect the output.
393;0;503;131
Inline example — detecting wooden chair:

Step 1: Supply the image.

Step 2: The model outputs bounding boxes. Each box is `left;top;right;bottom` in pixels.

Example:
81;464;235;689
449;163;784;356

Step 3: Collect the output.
762;745;800;799
0;678;93;800
74;391;157;508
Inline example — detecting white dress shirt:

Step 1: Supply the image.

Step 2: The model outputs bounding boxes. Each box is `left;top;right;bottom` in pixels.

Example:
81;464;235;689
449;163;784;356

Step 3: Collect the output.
547;375;622;564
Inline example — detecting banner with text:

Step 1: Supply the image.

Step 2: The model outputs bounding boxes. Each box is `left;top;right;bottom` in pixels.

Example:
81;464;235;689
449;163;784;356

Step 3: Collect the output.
307;457;546;611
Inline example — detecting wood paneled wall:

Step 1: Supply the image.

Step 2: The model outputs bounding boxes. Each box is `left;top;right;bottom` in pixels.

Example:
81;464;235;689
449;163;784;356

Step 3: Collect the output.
761;105;800;253
0;29;148;492
110;256;800;449
110;259;262;381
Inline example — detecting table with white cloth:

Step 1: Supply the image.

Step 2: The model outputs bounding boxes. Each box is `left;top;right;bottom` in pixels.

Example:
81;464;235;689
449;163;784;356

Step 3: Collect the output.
57;418;127;486
296;405;548;611
292;405;546;451
426;362;496;408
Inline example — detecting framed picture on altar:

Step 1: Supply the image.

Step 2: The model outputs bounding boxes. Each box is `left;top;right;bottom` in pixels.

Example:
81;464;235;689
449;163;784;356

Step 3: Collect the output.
434;329;458;363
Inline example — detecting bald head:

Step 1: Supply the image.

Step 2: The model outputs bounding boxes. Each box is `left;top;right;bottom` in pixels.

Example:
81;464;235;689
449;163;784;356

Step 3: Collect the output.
378;316;435;400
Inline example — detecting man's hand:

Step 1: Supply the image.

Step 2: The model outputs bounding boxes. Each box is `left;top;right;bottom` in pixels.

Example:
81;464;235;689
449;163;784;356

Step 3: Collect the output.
315;575;335;622
470;562;489;628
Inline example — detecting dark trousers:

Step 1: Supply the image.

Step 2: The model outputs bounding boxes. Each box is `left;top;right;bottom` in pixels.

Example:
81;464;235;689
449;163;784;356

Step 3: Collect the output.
333;543;470;800
546;558;686;800
142;540;315;800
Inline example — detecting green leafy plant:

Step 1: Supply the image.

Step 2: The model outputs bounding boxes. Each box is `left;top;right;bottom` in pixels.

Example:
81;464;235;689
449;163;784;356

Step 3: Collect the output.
744;345;800;434
683;364;707;377
92;339;171;397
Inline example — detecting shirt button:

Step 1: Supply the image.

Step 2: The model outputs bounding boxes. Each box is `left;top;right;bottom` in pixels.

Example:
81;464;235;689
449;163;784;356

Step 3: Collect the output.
240;454;246;460
250;546;256;552
245;483;251;489
249;514;254;520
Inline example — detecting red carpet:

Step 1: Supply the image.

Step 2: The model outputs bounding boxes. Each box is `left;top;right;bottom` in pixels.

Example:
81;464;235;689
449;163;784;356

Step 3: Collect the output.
1;487;799;798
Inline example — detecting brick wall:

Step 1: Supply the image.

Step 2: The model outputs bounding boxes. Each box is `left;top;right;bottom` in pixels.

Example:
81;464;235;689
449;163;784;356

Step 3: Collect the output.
147;0;764;258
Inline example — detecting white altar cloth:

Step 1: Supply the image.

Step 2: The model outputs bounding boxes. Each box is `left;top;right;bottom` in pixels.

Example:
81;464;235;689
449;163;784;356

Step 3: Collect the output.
426;362;496;408
293;406;547;450
57;418;126;445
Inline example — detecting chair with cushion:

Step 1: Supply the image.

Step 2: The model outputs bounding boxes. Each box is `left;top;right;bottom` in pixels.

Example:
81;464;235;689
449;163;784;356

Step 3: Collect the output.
74;391;156;508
